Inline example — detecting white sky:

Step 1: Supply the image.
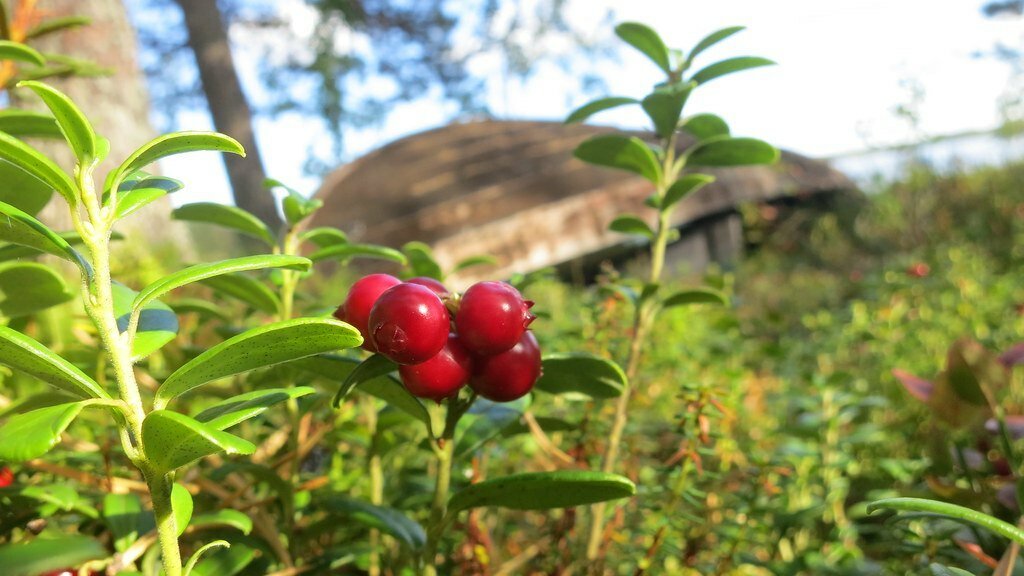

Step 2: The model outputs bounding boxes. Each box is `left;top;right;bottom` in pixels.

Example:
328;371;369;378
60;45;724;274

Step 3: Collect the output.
161;0;1024;206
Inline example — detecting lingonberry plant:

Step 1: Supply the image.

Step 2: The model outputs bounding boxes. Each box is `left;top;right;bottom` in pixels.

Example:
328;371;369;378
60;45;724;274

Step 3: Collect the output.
565;22;779;564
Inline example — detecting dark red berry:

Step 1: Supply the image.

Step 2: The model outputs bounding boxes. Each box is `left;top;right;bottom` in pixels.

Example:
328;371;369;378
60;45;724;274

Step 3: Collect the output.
406;277;450;299
0;466;11;487
399;333;472;402
334;274;402;351
39;570;82;576
455;281;536;355
369;283;450;364
469;331;541;402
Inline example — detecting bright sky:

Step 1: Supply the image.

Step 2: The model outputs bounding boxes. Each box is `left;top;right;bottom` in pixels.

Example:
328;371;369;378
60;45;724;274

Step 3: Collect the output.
160;0;1024;206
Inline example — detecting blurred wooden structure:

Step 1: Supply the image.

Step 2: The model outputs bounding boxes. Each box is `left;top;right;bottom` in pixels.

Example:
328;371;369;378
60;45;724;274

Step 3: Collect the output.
311;120;855;284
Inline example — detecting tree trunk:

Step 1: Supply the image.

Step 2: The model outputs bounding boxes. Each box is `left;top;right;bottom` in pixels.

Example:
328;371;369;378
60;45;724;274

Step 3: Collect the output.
173;0;282;231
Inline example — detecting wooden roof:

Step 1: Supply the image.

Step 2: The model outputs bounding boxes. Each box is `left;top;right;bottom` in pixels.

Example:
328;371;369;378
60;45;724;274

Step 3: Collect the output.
312;120;854;282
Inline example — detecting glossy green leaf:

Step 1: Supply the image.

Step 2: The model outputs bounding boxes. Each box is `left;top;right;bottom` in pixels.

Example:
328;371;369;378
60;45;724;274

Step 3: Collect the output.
0;161;54;215
662;287;728;308
0;230;119;262
171;483;193;537
565;96;638;124
331;353;398;408
614;22;671;73
687;26;745;64
156;318;362;406
642;90;689;138
929;564;974;576
293;354;427;425
200;273;280;314
686;136;778;167
266;179;322;225
310;242;408;265
0;390;76;419
0;401;88;461
0;325;107;399
183;541;230;576
574;135;661;184
112;282;178;359
116;174;184;219
109;131;244;192
534;353;626;400
104;493;149;553
24;16;91;40
447;471;635;514
0;535;107;576
452;255;498;274
609;215;654;239
189;543;255;576
0;110;60;138
0;262;73;317
19;484;88;513
678;114;730;141
189;510;253;534
868;497;1024;547
0;40;45;66
172;202;274;246
18;81;97;165
402;241;443;279
194;386;316;430
299;226;348;247
320;496;426;549
136;255;309;313
141;410;255;473
691;56;775;85
663;174;715;209
0;200;89;274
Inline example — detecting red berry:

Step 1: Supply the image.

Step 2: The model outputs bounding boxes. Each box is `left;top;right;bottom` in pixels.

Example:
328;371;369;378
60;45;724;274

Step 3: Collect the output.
333;274;402;351
399;333;472;402
406;277;450;299
369;283;450;364
455;281;536;355
39;570;78;576
0;466;11;487
469;331;542;402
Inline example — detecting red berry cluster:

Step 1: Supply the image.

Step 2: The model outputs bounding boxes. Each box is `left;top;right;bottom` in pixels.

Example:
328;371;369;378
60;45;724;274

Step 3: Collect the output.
334;275;541;403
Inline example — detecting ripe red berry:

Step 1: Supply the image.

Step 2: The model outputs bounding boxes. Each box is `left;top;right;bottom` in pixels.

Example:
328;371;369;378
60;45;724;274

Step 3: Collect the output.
455;281;536;355
333;274;402;351
39;570;82;576
369;283;450;364
469;331;542;402
406;276;450;299
0;466;12;487
399;333;472;402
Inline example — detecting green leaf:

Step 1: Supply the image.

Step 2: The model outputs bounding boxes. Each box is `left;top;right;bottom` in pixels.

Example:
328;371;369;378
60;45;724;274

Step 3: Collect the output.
614;22;671;73
183;541;230;576
156;318;362;407
24;16;91;40
868;497;1024;547
109;132;245;193
18;81;97;165
452;255;497;274
266;179;323;226
141;410;255;473
299;226;348;247
0;391;77;420
172;202;275;246
194;386;316;430
447;471;635;514
116;174;185;219
170;298;229;321
104;493;149;553
0;536;107;576
172;483;193;537
642;90;690;138
188;544;255;576
293;354;427;425
574;135;661;184
0;326;108;399
319;496;427;549
0;161;54;215
0;128;79;206
946;338;1002;407
0;200;89;274
310;243;408;265
686;26;745;64
678;114;730;141
200;273;280;314
686;136;779;167
0;262;73;317
135;255;309;314
402;241;443;279
0;40;45;66
189;510;253;534
534;353;626;400
929;564;974;576
0;401;89;461
663;174;715;209
691;56;775;85
0;110;60;138
19;484;88;513
456;397;529;458
565;96;638;124
331;353;398;408
112;282;178;359
0;230;120;263
662;287;728;308
609;215;654;239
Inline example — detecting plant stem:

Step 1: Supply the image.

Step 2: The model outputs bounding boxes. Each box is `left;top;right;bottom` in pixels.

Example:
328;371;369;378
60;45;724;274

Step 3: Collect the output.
423;438;455;576
147;471;183;576
366;397;384;576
